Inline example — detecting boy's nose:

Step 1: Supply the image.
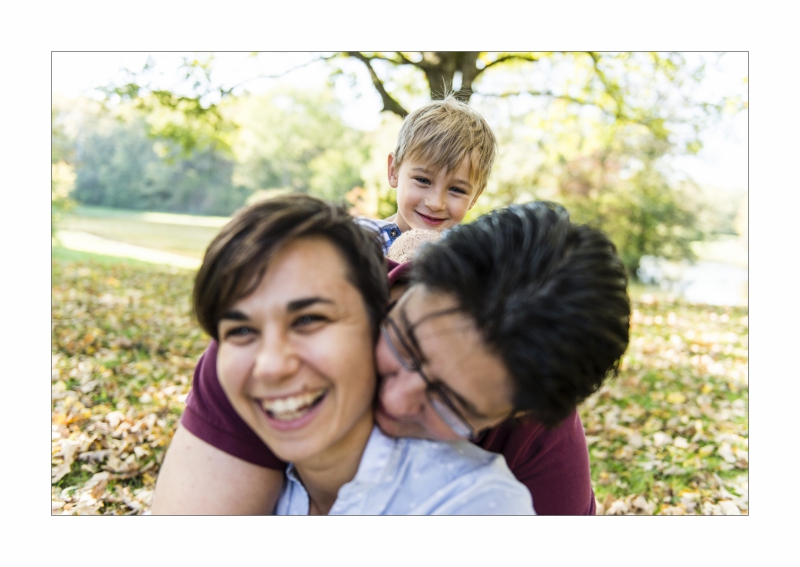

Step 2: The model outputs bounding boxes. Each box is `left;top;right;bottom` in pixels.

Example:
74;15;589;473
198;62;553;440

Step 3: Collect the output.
424;191;446;212
253;334;301;382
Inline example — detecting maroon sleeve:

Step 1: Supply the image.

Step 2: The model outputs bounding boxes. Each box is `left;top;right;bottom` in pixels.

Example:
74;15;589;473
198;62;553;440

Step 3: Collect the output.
180;340;285;470
479;410;596;515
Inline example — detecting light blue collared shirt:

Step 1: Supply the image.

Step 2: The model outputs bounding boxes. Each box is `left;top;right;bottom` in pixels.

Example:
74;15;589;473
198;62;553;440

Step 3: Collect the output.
275;426;535;515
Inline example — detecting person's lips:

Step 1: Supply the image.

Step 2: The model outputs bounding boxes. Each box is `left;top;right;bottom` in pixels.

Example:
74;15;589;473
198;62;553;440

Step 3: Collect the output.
257;389;328;431
415;211;447;227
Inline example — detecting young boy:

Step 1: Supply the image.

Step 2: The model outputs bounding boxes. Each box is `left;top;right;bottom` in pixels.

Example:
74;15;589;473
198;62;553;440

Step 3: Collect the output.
358;94;497;254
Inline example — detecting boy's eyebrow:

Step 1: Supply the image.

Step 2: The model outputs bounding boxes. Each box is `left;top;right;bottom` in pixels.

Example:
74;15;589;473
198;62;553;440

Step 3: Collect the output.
410;167;472;189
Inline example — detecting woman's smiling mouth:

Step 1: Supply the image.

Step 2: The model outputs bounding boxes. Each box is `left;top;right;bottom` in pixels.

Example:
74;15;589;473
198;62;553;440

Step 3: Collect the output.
260;389;328;424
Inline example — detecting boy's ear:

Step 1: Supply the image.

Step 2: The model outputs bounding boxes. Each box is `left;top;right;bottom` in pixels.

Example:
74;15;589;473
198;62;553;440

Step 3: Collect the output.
387;153;399;188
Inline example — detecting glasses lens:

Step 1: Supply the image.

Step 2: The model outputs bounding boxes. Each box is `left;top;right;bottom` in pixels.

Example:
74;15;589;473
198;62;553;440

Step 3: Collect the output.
382;318;417;371
428;393;473;439
383;318;473;439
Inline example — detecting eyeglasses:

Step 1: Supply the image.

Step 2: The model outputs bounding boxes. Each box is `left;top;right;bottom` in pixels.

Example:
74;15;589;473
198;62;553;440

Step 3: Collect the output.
380;315;478;440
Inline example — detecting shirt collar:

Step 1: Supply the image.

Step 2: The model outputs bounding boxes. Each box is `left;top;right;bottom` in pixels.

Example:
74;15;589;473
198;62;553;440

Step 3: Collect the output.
284;425;397;487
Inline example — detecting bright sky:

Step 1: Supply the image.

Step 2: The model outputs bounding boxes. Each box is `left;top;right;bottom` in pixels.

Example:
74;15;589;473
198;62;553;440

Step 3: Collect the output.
52;51;748;193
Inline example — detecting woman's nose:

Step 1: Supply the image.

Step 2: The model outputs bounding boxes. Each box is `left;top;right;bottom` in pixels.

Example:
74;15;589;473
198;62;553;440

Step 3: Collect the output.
253;333;300;382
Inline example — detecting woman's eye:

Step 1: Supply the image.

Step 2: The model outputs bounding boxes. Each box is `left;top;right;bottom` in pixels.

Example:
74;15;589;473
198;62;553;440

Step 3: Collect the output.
224;326;255;340
293;314;327;328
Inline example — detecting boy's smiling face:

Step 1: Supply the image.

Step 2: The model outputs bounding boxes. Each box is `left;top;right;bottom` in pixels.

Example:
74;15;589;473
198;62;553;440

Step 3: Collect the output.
388;153;478;233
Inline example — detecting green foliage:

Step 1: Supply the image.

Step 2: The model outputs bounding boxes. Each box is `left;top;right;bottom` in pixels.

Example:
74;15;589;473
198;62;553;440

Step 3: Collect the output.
564;166;705;276
87;52;746;267
52;108;77;238
228;88;369;202
101;55;236;157
470;97;710;276
59;86;369;216
70;110;243;216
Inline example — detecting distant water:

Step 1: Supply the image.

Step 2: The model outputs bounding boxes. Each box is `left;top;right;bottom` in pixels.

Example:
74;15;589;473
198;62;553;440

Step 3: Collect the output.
637;256;748;307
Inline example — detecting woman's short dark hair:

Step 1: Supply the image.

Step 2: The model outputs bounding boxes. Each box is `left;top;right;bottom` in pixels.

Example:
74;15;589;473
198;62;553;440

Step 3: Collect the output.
412;201;631;428
193;194;388;341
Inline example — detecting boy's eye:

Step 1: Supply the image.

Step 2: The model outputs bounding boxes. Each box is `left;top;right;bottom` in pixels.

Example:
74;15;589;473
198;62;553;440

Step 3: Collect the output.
449;187;468;195
414;177;431;185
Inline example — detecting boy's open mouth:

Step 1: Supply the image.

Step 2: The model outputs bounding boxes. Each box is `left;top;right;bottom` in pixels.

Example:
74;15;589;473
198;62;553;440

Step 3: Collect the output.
416;211;446;226
261;389;327;421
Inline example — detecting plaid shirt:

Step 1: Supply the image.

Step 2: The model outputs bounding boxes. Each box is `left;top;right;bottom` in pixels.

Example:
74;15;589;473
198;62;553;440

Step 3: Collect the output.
355;217;402;256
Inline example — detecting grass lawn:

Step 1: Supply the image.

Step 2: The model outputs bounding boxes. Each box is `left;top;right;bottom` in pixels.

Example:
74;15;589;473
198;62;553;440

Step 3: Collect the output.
51;225;748;515
59;206;230;259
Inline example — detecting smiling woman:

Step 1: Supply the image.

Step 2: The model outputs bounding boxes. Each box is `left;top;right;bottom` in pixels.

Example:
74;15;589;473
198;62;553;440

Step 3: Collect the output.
156;193;534;515
216;237;377;488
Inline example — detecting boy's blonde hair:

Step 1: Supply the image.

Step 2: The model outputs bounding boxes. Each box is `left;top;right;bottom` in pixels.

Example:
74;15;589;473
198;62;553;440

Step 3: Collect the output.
392;94;497;199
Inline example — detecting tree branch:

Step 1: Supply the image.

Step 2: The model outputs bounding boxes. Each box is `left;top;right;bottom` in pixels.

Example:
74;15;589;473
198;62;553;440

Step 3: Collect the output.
476;89;595;107
587;52;625;119
474;53;541;78
224;54;337;94
348;51;418;68
344;52;409;117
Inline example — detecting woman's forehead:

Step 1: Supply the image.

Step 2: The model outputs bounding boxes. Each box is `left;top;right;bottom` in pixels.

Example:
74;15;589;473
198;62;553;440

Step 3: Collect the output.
237;238;354;306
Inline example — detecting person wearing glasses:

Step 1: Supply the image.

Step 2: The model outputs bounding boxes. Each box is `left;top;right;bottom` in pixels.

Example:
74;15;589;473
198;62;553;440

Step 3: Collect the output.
152;197;630;515
157;194;534;515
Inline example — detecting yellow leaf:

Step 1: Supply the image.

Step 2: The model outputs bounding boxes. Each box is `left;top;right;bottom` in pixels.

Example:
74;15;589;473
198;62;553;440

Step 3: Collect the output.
667;392;686;404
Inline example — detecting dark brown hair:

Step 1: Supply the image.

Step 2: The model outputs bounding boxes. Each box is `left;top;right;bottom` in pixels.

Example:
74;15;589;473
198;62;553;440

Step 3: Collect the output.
193;194;388;341
412;201;631;428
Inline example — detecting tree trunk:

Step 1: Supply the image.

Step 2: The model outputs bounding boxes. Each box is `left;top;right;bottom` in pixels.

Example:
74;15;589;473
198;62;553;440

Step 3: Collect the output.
420;52;480;102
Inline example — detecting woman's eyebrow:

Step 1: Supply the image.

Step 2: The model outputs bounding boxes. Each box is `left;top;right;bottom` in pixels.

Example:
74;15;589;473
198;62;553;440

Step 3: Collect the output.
220;309;248;321
221;297;333;321
287;297;334;312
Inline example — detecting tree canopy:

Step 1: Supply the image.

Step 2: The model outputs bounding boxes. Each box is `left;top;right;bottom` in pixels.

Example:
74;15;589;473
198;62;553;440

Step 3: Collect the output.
56;51;747;276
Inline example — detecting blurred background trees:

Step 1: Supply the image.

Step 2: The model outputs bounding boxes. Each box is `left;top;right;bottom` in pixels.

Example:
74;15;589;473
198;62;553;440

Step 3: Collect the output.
52;51;747;277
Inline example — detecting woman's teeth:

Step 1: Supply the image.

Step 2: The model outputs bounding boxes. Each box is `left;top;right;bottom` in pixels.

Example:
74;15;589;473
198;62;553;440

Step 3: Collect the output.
261;390;326;420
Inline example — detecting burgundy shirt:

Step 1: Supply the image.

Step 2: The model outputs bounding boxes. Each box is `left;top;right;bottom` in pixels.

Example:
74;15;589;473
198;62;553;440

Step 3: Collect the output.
181;260;596;515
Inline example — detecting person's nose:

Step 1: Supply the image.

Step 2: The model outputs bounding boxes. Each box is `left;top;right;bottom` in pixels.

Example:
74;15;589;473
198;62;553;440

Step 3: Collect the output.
424;187;447;212
381;365;429;418
253;330;300;383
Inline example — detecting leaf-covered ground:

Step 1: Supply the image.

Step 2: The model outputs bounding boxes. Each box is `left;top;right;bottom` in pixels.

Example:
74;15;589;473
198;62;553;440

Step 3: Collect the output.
51;252;748;515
